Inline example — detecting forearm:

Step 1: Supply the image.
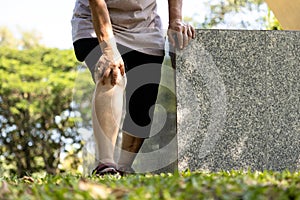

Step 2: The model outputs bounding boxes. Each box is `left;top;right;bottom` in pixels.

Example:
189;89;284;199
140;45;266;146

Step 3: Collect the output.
89;0;124;86
89;0;114;43
168;0;182;23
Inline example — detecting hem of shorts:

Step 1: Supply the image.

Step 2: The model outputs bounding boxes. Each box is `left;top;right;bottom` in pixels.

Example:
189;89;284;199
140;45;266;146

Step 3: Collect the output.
73;36;165;57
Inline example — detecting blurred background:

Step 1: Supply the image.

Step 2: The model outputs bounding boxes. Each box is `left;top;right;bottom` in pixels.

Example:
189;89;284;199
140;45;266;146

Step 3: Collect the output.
0;0;282;177
0;0;281;50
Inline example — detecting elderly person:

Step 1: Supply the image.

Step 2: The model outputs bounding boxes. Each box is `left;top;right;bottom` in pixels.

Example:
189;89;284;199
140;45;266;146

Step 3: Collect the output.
71;0;195;176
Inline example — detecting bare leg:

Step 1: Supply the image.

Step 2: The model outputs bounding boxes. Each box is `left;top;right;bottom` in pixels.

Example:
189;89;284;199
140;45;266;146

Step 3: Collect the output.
117;132;145;170
92;72;126;165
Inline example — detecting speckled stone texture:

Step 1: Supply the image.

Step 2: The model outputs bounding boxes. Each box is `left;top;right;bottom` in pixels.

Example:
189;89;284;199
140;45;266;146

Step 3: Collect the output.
176;29;300;172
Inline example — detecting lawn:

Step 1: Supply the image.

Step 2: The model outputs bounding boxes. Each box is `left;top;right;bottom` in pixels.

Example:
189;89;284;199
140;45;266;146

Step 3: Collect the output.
1;170;300;200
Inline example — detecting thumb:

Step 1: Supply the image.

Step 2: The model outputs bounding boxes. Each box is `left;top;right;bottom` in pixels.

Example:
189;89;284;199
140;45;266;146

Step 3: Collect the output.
167;30;176;47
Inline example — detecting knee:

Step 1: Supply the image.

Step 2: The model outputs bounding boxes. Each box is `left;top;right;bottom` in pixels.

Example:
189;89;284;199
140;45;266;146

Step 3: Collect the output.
95;74;127;93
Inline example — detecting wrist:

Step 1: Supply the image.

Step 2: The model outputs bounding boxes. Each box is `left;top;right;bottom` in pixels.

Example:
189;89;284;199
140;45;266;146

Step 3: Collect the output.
170;18;182;22
99;37;121;61
169;19;182;26
100;36;118;52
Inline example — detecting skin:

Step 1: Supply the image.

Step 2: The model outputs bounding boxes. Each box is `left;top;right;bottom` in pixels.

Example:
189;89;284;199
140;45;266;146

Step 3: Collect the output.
89;0;195;85
167;0;196;49
88;0;125;86
88;0;196;169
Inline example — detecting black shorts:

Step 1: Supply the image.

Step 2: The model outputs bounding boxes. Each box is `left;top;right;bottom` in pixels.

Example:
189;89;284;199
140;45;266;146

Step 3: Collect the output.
73;38;165;138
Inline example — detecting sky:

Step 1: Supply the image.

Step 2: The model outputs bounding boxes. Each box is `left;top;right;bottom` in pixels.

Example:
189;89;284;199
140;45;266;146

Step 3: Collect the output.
0;0;267;49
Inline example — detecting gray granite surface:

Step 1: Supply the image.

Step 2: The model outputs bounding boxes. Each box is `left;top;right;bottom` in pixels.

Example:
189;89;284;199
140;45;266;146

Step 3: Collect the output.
176;29;300;172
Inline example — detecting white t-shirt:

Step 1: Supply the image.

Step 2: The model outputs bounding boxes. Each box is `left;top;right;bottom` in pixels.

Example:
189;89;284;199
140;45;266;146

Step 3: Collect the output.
71;0;165;56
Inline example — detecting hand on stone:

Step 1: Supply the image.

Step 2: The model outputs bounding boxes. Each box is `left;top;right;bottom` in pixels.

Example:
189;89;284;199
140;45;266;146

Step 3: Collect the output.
167;19;196;49
95;38;125;86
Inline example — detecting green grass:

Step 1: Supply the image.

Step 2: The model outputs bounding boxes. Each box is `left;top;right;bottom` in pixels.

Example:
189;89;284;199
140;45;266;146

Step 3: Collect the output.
1;170;300;200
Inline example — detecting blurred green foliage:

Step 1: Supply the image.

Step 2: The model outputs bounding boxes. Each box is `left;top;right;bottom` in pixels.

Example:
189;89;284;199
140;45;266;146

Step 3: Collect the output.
204;0;265;28
1;170;300;199
0;26;43;50
0;30;82;176
185;0;282;30
265;8;283;30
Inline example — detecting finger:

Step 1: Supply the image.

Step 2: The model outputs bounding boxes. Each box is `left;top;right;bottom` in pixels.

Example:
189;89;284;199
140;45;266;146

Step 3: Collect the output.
103;67;111;79
101;77;105;85
183;26;189;48
167;30;176;47
187;26;193;41
111;67;119;86
191;26;196;39
119;62;125;76
102;67;111;85
177;31;183;49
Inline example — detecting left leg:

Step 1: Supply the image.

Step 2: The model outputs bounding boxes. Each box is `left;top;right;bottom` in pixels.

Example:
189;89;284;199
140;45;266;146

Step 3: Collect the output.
117;50;164;172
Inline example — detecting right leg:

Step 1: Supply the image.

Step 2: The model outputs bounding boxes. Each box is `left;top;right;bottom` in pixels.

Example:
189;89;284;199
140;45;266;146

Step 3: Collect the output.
73;38;125;175
91;71;125;165
89;44;127;175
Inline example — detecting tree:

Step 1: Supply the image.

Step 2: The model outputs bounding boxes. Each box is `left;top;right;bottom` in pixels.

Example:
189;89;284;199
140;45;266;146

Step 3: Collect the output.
0;46;81;176
0;26;44;50
185;0;282;30
265;9;283;30
204;0;264;27
0;27;19;49
20;29;43;49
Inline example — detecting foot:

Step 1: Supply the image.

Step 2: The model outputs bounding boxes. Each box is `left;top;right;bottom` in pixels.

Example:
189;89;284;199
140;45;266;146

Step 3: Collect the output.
117;165;135;176
92;163;120;176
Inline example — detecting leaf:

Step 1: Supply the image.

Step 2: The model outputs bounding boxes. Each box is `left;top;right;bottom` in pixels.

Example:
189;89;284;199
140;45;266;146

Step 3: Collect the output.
78;179;128;199
0;181;10;197
78;179;111;199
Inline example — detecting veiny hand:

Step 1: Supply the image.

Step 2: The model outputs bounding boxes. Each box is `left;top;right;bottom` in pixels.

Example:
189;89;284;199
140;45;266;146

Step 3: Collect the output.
95;39;125;86
167;19;196;49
